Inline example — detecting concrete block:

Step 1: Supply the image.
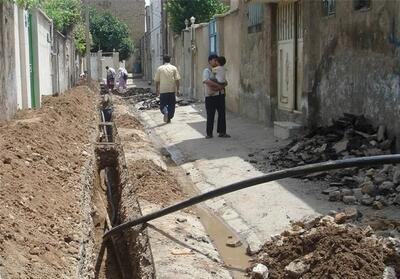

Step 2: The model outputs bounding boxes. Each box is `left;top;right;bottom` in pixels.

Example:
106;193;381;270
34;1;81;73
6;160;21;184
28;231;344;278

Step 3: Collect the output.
274;121;302;139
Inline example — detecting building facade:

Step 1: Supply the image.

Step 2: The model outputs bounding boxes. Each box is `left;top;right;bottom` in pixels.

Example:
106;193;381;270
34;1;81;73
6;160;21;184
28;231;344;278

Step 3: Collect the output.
87;0;145;72
169;0;400;148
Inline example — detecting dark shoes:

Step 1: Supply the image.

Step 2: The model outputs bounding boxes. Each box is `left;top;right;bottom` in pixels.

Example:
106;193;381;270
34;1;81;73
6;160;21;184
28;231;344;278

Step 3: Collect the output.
218;133;231;138
206;134;231;139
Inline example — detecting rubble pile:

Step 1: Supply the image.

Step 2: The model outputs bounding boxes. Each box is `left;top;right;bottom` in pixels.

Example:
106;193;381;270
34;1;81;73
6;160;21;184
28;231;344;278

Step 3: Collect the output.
113;87;195;110
249;213;400;279
262;114;400;208
269;114;393;169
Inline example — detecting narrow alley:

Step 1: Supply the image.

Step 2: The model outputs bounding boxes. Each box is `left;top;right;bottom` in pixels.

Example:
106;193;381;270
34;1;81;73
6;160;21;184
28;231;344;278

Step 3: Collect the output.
1;0;400;278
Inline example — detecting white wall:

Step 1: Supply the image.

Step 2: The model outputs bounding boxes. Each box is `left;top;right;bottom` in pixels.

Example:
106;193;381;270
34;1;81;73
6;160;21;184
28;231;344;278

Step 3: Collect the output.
14;4;22;109
37;10;52;96
150;0;162;77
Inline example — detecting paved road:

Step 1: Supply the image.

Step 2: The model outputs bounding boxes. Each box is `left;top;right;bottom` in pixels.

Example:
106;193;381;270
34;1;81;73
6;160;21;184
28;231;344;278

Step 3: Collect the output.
136;98;345;253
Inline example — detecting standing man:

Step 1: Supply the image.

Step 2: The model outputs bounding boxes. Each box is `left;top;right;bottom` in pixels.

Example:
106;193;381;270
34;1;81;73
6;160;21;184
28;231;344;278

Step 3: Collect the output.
154;56;181;123
105;66;116;91
203;54;230;139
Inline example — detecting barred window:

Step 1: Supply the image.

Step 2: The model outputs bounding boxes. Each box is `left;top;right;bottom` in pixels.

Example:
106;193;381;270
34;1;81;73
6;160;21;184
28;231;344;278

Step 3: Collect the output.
209;19;217;55
322;0;335;16
247;3;263;33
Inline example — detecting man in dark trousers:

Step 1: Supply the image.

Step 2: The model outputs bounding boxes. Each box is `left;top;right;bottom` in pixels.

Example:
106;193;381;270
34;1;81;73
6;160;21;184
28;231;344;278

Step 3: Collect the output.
202;54;230;139
154;56;181;123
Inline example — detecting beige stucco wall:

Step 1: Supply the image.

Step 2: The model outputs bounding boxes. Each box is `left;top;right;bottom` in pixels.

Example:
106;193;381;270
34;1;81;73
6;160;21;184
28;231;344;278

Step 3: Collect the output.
193;24;209;100
216;10;241;113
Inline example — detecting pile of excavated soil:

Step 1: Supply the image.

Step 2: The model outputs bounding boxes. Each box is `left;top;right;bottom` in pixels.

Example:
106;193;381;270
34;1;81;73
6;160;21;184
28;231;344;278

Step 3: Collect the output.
127;159;185;206
250;216;400;279
0;86;97;279
115;113;143;129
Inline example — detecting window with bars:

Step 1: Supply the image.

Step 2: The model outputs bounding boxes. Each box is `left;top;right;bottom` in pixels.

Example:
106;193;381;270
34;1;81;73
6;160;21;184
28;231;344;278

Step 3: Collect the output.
209;19;217;55
322;0;335;16
247;3;263;33
354;0;370;10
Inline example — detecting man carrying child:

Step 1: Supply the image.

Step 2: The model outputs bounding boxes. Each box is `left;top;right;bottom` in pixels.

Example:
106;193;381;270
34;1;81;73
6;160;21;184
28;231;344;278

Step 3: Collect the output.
202;54;230;139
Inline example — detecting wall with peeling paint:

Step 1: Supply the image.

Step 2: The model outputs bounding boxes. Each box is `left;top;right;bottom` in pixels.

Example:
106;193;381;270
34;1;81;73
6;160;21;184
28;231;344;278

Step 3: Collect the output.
0;2;17;121
304;0;400;147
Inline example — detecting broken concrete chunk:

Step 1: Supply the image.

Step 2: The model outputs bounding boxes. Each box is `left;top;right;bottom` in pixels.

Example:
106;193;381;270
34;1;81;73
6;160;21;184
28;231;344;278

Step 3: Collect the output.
393;169;400;184
379;181;395;192
342;195;357;205
319;215;335;225
344;207;360;220
352;188;363;200
284;259;310;278
361;181;377;195
334;213;347;224
372;201;384;210
340;188;353;197
252;263;269;279
329;191;341;202
322;187;339;195
393;194;400;205
295;214;322;230
383;266;397;279
365;168;376;177
333;139;349;154
226;238;242;248
374;173;389;184
377;125;386;142
361;195;374;206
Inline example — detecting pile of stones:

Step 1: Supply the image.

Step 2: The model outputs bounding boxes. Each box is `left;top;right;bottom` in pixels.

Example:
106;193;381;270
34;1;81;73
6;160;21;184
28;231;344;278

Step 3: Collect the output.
266;114;400;209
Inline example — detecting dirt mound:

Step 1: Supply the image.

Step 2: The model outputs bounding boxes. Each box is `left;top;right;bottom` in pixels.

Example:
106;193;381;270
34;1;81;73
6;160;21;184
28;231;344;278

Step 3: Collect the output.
115;113;143;129
0;86;96;279
127;160;184;206
250;216;400;279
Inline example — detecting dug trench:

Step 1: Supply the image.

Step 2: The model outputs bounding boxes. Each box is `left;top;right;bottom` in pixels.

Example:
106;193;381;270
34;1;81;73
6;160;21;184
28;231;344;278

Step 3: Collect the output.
0;85;154;278
112;93;252;278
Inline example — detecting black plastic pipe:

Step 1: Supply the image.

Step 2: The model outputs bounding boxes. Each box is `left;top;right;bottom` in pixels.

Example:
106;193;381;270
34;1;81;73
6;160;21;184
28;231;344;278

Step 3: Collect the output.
103;154;400;239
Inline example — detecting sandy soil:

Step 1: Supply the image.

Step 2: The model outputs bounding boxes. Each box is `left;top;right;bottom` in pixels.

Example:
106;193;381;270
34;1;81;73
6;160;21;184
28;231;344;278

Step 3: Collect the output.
0;86;97;279
251;215;400;279
127;159;185;206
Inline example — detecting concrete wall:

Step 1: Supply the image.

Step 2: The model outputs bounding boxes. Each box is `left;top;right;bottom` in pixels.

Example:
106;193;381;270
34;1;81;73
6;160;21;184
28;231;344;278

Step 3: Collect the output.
237;2;267;123
216;10;241;113
193;24;210;100
34;9;53;98
0;2;17;121
88;0;145;71
149;0;163;76
304;0;400;146
17;8;31;109
14;4;22;109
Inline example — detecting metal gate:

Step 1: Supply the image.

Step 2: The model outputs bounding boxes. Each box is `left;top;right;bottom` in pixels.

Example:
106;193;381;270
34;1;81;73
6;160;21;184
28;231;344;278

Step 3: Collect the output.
277;0;303;111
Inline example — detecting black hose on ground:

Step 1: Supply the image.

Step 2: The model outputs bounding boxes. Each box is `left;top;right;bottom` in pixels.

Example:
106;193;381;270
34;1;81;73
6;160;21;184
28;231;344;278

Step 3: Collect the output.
103;154;400;240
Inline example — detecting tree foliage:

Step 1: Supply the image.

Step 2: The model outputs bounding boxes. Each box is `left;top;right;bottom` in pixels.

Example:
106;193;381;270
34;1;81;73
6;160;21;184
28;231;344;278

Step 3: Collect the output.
1;0;39;9
166;0;229;33
41;0;82;34
89;8;134;61
73;22;90;56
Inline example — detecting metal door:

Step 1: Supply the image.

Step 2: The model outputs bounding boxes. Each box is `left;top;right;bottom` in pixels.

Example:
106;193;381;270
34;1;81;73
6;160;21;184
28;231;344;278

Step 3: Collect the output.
277;0;303;111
